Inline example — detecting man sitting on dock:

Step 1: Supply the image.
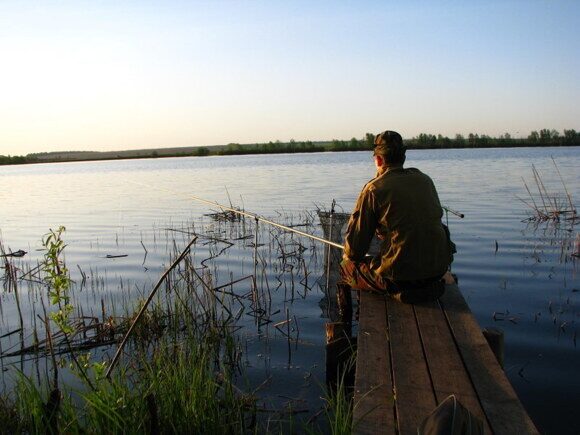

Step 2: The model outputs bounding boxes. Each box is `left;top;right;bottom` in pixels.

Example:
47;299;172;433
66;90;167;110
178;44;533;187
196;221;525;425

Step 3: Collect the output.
340;130;454;303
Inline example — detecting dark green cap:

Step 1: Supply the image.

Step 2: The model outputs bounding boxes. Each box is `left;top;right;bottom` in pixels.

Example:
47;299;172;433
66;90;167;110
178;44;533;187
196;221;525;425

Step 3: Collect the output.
373;130;405;155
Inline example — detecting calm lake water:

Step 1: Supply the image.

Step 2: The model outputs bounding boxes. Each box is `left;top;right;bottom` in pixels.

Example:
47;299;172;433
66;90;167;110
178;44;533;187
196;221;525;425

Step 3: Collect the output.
1;147;578;433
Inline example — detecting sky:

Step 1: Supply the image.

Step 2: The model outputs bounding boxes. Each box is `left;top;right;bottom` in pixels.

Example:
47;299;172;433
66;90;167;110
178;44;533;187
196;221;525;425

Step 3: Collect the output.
0;0;578;156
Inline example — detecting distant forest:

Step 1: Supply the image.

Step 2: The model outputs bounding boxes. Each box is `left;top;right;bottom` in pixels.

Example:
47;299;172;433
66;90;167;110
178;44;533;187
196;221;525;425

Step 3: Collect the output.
2;128;579;165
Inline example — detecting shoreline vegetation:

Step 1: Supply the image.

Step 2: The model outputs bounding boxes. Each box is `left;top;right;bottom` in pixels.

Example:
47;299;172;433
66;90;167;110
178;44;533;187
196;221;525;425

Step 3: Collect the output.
2;128;579;166
0;214;353;433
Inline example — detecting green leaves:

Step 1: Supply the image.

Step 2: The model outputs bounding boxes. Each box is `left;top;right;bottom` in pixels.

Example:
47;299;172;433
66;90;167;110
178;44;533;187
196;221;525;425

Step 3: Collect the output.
41;226;73;333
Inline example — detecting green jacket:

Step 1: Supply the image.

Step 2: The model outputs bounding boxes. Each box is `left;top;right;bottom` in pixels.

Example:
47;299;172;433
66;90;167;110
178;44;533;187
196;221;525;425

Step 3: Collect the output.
344;166;452;282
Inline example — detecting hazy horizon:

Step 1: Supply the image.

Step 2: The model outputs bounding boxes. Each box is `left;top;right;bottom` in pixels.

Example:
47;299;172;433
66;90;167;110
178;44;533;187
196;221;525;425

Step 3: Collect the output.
1;1;579;156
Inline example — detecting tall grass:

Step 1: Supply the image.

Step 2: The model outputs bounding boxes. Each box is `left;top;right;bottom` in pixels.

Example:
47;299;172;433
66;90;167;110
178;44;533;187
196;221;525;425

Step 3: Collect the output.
0;338;253;433
79;339;251;434
0;211;352;434
304;356;355;435
322;372;354;435
520;159;577;224
0;299;355;434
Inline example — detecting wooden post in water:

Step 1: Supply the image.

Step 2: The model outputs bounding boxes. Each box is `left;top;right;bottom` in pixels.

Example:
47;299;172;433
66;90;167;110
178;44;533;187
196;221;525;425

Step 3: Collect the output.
325;321;355;389
336;283;353;324
482;327;505;369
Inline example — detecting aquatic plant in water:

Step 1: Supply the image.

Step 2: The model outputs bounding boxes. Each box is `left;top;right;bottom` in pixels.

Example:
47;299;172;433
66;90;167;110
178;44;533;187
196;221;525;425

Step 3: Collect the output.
519;158;577;224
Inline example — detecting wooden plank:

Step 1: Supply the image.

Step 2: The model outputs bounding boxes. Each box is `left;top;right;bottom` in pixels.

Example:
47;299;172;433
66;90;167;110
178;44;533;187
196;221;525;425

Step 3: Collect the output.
386;298;437;435
414;300;492;434
352;292;395;435
440;284;539;434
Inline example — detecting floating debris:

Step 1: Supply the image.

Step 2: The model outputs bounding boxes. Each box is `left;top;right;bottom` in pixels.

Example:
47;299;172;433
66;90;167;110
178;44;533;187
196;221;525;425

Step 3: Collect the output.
517;361;530;379
0;250;27;258
206;208;243;222
493;311;505;321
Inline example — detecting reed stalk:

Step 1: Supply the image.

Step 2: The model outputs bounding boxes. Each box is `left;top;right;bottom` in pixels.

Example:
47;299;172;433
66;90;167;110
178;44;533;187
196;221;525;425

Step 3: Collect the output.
520;161;577;223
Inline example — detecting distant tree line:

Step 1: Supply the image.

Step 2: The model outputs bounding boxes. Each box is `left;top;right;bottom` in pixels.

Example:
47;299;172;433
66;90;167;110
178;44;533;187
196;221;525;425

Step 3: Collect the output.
328;129;580;151
216;139;325;156
0;155;36;165
301;128;580;152
2;128;578;165
405;129;580;149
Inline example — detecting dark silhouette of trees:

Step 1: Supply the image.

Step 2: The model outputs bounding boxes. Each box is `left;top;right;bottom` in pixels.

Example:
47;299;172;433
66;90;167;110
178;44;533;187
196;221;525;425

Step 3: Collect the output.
365;132;375;147
563;129;577;144
3;128;578;165
194;147;210;156
0;155;30;164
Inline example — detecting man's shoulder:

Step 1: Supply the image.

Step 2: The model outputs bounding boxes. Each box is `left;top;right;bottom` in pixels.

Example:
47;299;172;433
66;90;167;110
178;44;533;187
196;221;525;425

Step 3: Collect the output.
402;167;434;182
372;167;429;183
368;167;435;192
404;167;426;175
360;178;378;196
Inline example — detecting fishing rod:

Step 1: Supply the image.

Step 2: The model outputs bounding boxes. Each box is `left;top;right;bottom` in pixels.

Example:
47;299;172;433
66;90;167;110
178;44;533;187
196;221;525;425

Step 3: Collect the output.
127;181;346;250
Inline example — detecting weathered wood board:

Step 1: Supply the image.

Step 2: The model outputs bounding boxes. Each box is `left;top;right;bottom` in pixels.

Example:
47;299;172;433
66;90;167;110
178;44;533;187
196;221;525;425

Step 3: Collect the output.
352;284;538;435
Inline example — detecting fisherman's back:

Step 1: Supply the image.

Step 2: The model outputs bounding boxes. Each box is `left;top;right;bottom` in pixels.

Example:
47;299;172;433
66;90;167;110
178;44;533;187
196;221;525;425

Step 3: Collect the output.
367;167;451;281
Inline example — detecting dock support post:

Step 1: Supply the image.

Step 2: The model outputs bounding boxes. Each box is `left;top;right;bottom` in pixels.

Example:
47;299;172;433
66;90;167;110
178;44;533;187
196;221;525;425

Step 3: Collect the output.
337;283;353;324
326;284;355;389
325;321;355;389
482;327;505;369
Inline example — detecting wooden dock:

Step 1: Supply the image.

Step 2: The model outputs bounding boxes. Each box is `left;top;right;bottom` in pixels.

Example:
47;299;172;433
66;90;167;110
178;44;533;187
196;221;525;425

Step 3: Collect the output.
318;211;538;435
352;281;538;435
